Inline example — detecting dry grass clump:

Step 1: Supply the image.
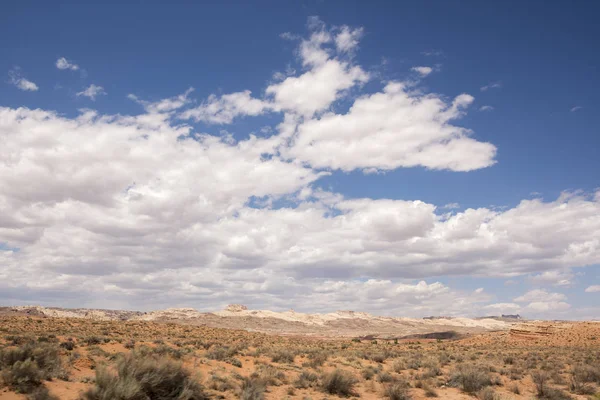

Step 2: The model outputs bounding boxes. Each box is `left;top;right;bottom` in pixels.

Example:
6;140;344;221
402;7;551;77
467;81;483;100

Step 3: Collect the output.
82;353;209;400
294;370;319;389
449;364;492;394
239;376;266;400
270;348;295;363
383;382;412;400
320;368;358;397
251;364;286;386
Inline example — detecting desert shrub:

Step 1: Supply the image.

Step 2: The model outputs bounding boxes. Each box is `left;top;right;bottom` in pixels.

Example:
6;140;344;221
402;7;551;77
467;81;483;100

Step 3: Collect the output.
59;341;75;351
81;353;209;400
509;383;520;394
0;342;66;384
84;336;102;346
532;370;550;397
572;364;600;383
26;386;60;400
239;377;265;400
5;335;34;346
124;339;136;349
294;371;318;388
227;357;242;368
423;383;438;397
320;369;357;397
361;365;381;380
377;370;395;383
478;387;498;400
251;364;286;386
270;348;295;363
569;375;596;395
1;359;42;393
306;350;328;368
207;373;236;392
449;364;492;394
205;345;237;361
392;359;405;373
383;382;412;400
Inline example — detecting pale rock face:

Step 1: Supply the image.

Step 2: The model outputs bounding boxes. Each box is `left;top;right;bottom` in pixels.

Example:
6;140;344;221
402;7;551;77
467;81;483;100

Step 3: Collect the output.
224;304;249;312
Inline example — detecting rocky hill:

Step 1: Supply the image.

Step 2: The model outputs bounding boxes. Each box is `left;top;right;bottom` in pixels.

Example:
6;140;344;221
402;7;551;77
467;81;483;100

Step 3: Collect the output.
0;304;516;338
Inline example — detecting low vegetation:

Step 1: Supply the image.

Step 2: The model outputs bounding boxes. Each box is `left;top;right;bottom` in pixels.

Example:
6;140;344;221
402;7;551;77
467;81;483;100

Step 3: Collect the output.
0;315;599;399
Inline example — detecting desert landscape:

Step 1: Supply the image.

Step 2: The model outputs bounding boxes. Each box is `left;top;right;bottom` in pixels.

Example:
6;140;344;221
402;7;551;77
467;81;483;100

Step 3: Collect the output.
2;2;600;400
0;306;598;400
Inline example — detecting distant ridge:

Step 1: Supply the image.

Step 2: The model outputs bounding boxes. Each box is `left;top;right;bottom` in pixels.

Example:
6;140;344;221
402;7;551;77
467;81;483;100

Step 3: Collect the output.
0;304;517;338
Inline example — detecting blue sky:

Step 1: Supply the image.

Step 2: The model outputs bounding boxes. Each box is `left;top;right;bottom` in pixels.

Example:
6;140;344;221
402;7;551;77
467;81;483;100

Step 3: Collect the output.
0;1;599;318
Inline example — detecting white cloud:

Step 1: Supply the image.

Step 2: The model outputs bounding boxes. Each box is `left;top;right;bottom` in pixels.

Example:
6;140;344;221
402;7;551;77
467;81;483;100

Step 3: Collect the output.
479;105;494;112
480;82;502;91
180;90;270;124
8;68;39;91
76;84;106;100
411;66;433;77
483;303;521;313
570;106;582;112
585;285;600;293
129;87;194;114
442;203;460;209
284;83;496;172
266;60;368;116
56;57;79;71
421;50;443;57
335;26;363;52
514;289;566;303
529;270;573;287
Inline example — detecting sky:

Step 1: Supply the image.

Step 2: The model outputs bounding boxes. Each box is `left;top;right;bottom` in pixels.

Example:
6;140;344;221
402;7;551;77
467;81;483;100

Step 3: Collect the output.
1;1;599;319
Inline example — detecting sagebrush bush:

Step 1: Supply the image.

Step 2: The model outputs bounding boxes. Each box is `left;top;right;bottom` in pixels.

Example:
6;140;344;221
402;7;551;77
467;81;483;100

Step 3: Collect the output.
239;377;265;400
294;370;318;389
1;359;42;393
82;353;209;400
449;364;492;393
320;369;357;397
270;348;295;363
0;342;66;393
384;382;412;400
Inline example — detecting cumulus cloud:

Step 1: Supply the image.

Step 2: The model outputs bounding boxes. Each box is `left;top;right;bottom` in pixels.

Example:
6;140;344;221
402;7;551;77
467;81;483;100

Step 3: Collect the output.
284;84;496;172
56;57;79;71
529;270;573;287
585;285;600;293
77;84;106;100
483;303;521;313
335;26;363;52
514;289;566;303
411;66;433;77
8;67;39;91
129;87;194;114
181;90;270;124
